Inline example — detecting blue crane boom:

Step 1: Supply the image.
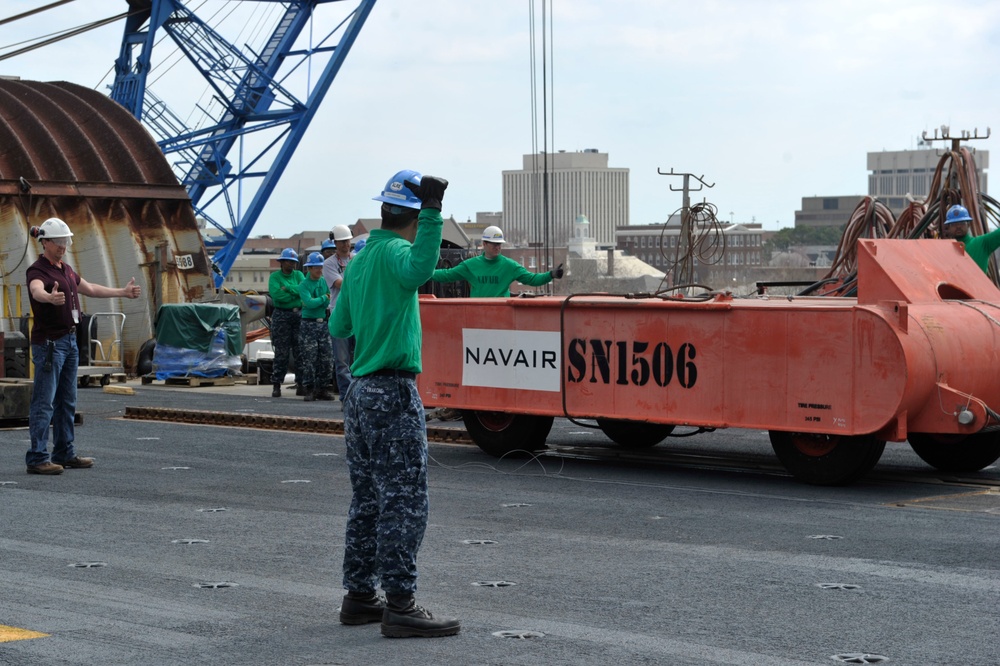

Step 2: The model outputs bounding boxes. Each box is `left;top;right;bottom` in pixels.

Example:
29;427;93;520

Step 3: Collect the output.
109;0;378;286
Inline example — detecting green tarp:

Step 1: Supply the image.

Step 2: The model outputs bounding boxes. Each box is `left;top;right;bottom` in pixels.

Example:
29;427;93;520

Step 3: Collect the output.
154;303;242;357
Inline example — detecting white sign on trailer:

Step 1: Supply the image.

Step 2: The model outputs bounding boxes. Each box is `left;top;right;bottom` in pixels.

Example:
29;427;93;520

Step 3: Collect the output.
461;328;561;392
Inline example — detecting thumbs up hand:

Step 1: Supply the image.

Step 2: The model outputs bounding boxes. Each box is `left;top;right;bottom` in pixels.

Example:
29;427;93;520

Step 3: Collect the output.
49;282;66;306
124;277;141;299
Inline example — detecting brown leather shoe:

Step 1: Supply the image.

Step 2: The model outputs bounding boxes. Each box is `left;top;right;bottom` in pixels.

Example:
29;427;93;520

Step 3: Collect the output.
27;462;64;475
58;456;94;469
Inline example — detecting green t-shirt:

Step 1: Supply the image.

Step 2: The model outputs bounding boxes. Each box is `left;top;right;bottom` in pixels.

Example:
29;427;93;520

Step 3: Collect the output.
329;209;443;376
431;253;553;297
297;274;330;319
268;269;304;309
957;228;1000;274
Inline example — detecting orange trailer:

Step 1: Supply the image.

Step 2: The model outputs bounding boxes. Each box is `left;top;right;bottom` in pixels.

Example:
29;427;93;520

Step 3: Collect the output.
418;239;1000;484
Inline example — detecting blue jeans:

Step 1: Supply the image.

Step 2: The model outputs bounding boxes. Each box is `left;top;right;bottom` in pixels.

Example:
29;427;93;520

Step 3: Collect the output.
27;333;79;466
331;335;354;399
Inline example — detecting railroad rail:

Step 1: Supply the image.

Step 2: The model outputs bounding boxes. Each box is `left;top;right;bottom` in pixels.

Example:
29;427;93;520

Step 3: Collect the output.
122;406;473;444
121;406;1000;491
542;444;1000;490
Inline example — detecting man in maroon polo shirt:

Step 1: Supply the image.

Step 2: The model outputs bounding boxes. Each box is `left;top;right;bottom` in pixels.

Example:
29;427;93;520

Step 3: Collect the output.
25;218;141;475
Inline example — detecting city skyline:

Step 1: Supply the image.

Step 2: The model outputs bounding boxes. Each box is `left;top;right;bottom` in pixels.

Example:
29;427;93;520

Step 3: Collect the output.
3;1;998;236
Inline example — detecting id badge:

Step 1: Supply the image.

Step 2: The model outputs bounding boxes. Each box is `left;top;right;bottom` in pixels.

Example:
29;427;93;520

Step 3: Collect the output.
72;309;79;324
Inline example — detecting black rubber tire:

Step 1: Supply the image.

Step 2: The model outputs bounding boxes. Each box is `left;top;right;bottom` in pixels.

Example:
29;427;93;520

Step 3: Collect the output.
769;431;886;486
136;338;156;377
461;410;553;458
908;432;1000;473
596;418;674;448
4;353;27;379
257;359;273;386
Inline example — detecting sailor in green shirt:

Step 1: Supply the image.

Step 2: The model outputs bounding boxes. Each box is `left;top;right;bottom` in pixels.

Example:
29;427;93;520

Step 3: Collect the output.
941;204;1000;274
267;248;305;398
296;252;333;402
329;170;461;638
430;225;563;297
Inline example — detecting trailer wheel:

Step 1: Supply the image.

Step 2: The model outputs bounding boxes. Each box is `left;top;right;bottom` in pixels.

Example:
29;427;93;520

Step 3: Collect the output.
908;432;1000;473
596;418;674;448
769;431;885;485
461;410;553;458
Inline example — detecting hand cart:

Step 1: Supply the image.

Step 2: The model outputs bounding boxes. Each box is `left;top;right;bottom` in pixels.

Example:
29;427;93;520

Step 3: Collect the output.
77;312;126;387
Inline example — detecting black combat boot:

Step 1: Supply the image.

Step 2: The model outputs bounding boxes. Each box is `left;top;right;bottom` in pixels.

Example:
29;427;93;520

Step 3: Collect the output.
339;591;385;625
314;389;335;401
381;594;460;638
271;384;281;398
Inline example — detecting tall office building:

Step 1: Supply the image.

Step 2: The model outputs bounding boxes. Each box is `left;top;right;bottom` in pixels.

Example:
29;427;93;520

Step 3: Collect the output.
868;147;988;212
502;149;628;247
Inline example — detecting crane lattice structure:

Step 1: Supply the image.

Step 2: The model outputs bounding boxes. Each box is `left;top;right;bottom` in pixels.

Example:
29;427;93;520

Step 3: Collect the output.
110;0;377;286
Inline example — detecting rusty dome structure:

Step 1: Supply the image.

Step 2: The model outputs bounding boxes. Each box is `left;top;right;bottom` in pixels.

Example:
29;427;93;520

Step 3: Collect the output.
0;78;215;370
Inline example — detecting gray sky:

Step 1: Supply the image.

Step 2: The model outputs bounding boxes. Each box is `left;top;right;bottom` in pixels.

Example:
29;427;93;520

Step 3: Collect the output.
3;0;999;236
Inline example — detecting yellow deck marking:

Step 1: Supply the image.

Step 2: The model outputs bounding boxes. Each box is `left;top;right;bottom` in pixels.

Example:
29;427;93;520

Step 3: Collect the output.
0;625;49;642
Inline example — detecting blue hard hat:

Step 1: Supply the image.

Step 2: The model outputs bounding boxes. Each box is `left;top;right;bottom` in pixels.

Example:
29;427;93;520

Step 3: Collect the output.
320;239;336;250
373;169;422;210
279;248;299;261
353;238;366;253
303;251;325;268
945;204;973;225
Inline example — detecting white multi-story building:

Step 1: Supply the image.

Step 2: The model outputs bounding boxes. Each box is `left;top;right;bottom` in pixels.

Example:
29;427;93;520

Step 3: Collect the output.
868;147;988;212
502;149;628;247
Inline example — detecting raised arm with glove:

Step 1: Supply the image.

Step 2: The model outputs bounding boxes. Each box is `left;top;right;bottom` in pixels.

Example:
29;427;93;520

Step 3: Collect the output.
403;176;448;211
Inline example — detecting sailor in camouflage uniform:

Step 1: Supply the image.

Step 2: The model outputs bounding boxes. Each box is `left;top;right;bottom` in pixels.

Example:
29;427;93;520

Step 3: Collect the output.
296;252;334;402
267;248;304;397
330;170;460;638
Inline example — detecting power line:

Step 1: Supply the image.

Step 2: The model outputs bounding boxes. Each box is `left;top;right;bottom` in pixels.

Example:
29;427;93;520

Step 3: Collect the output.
528;0;555;282
0;11;127;62
0;0;76;27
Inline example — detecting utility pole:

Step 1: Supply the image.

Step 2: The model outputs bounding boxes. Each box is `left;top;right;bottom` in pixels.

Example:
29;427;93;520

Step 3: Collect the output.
921;125;991;152
657;168;715;291
921;125;991;231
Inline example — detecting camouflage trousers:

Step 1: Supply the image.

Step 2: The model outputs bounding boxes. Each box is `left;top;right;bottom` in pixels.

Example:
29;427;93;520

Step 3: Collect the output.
297;319;332;391
270;308;301;385
342;375;428;596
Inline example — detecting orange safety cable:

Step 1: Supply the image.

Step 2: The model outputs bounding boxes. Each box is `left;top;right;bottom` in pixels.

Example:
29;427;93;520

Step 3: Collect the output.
887;201;929;239
921;147;999;284
822;196;893;284
245;328;271;343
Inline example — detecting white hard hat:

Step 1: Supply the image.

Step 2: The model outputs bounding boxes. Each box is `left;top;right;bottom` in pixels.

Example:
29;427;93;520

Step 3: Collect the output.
37;217;74;239
482;225;506;243
331;225;353;241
